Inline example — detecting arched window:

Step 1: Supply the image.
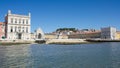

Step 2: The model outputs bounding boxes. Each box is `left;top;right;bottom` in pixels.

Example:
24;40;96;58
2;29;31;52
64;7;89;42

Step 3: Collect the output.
38;33;42;39
10;26;13;32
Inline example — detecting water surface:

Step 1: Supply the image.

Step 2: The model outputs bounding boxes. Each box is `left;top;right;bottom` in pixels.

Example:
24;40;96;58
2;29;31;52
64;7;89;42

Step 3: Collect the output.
0;42;120;68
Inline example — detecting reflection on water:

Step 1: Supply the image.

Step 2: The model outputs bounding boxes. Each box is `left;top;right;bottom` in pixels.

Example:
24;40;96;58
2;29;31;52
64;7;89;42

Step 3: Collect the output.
0;42;120;68
0;45;33;68
109;43;120;68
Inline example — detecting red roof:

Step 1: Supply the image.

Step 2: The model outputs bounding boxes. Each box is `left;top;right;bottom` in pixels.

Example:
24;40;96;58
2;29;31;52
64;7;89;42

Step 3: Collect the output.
116;31;120;34
0;22;4;25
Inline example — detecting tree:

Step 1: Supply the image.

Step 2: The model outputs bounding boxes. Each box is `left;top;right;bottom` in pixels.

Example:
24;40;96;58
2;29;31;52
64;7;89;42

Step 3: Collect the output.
56;28;77;32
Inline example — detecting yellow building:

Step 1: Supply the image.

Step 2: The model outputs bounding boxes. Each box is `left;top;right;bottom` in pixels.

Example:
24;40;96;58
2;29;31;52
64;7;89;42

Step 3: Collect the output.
68;31;101;39
58;35;68;39
45;34;57;39
45;33;68;39
115;32;120;39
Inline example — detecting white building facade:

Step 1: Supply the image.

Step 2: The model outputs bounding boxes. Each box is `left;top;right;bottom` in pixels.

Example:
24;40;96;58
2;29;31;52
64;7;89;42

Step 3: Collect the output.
5;10;31;40
101;27;116;39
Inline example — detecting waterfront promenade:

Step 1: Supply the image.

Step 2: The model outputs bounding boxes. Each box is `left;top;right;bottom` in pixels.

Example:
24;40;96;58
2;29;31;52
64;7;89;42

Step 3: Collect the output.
0;39;87;45
0;39;35;45
46;39;87;44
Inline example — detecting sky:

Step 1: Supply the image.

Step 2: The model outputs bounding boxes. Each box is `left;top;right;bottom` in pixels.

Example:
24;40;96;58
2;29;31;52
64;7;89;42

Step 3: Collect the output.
0;0;120;33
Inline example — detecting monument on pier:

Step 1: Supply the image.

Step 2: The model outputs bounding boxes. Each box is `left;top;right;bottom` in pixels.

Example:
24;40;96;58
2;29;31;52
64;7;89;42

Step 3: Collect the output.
34;28;45;40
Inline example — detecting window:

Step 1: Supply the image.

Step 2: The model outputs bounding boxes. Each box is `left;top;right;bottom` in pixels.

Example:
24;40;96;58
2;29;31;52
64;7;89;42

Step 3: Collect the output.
11;18;13;23
19;19;21;24
22;27;24;32
23;19;24;24
15;19;17;23
15;26;17;32
2;24;4;29
26;20;28;24
18;27;21;32
10;26;13;32
26;27;28;33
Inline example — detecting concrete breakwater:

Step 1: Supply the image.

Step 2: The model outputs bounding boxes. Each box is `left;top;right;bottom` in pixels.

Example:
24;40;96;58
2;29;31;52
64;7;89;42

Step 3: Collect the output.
45;39;87;44
86;39;120;42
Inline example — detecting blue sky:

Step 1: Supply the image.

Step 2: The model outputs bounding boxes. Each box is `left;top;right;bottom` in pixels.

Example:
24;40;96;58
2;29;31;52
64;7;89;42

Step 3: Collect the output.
0;0;120;33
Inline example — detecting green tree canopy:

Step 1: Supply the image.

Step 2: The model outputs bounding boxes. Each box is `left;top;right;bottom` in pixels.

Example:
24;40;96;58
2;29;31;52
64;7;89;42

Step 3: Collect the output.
56;28;77;32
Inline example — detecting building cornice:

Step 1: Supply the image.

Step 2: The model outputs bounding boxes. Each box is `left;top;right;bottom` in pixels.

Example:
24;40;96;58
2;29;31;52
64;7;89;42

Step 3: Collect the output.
7;14;30;18
8;23;30;26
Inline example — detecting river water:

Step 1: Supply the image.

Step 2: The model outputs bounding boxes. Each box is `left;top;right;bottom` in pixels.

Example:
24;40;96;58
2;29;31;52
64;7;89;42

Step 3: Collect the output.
0;42;120;68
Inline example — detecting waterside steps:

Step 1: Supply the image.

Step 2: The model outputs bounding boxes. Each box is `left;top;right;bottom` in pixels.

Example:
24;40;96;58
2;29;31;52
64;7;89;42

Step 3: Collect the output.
35;39;46;43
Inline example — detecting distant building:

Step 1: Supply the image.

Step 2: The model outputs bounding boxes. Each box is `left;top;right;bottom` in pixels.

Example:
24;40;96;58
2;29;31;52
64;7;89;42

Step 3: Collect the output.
45;33;57;39
68;31;101;39
0;22;5;39
115;31;120;39
44;33;68;39
101;27;116;39
5;10;31;40
30;33;35;40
